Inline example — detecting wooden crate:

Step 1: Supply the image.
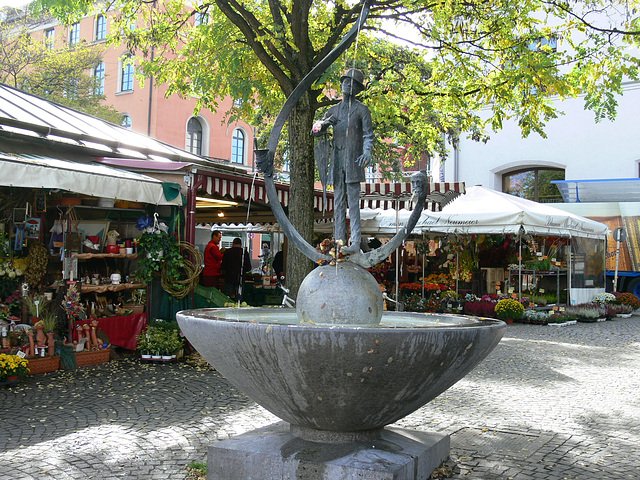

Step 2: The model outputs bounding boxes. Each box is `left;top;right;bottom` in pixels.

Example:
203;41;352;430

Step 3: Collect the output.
75;348;111;367
28;356;60;375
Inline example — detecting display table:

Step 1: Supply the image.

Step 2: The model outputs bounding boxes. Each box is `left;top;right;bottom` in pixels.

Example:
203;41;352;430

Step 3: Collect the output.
74;313;147;350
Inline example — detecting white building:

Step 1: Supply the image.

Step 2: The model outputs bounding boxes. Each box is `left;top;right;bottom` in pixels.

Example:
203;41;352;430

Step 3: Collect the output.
446;81;640;193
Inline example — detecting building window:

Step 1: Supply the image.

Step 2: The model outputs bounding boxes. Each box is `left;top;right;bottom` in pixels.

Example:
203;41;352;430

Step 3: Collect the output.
119;55;134;92
187;117;203;155
95;15;106;41
502;167;565;203
365;165;379;184
121;115;132;130
94;62;105;95
69;23;80;46
44;28;55;50
231;129;245;164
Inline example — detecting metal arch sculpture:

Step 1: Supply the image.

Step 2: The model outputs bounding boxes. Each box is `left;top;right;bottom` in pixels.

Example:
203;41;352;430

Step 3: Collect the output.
255;0;429;268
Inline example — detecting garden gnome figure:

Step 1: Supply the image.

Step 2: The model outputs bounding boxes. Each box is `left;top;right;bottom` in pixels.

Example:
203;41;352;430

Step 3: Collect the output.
313;68;373;255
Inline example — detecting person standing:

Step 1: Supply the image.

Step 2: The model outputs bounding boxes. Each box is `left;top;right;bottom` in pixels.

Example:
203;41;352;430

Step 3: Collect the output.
313;68;373;255
203;230;222;288
272;244;285;279
222;237;251;299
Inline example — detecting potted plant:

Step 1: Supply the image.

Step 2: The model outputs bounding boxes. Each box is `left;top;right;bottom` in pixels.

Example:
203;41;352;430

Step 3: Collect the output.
23;293;51;324
567;303;606;322
134;231;184;284
0;353;29;382
494;298;525;324
136;330;152;360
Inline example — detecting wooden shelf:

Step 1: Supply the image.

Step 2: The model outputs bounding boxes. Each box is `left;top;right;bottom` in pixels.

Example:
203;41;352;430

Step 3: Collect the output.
72;253;138;260
80;283;146;293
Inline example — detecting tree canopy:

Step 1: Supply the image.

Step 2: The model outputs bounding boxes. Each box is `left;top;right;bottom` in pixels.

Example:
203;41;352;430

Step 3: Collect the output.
0;9;122;123
32;0;640;291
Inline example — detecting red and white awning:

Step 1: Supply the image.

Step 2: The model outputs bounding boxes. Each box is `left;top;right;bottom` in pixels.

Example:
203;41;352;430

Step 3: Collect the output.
195;172;333;213
359;181;465;210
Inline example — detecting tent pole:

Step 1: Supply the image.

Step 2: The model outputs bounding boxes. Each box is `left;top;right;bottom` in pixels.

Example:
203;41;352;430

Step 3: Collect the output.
395;204;399;306
455;251;459;297
518;235;522;302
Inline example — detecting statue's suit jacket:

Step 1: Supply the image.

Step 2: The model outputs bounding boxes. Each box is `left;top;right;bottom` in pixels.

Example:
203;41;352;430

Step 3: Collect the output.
321;99;374;184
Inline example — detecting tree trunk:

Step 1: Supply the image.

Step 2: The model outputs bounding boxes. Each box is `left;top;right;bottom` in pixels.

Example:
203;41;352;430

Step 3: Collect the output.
286;93;316;298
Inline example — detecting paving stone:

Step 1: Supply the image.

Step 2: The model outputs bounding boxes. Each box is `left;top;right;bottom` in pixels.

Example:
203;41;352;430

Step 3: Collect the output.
1;318;640;479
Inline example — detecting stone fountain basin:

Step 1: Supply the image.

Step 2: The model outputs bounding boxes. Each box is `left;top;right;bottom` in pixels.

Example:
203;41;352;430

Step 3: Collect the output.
177;308;505;433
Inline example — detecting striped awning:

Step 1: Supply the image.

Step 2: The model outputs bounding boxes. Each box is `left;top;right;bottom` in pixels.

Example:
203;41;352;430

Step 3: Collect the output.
195;172;333;213
359;181;465;210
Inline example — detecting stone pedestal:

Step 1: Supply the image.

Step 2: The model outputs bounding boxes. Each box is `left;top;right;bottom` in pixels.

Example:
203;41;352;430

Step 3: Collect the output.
208;422;450;480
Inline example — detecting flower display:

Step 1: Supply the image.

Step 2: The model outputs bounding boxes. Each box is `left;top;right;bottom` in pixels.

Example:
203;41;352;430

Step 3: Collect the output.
494;299;525;321
592;292;617;305
0;260;24;300
62;283;86;319
0;353;29;380
614;292;640;310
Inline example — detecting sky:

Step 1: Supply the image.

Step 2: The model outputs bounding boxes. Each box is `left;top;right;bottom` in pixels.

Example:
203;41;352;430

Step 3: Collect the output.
0;0;30;8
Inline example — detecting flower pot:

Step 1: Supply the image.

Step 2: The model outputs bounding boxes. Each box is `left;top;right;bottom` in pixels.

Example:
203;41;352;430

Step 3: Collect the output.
503;318;514;325
151;355;162;361
161;355;172;361
141;354;151;360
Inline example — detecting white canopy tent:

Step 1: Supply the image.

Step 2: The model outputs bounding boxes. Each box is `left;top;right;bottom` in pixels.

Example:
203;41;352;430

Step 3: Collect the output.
349;187;609;304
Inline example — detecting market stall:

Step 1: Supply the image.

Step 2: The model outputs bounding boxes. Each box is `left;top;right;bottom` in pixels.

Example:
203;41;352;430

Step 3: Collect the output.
407;186;610;304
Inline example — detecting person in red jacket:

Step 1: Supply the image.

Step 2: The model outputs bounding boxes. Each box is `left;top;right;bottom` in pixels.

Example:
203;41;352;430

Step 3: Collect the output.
203;230;222;288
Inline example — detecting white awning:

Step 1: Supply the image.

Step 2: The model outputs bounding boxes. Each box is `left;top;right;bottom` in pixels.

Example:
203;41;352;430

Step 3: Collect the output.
0;152;182;206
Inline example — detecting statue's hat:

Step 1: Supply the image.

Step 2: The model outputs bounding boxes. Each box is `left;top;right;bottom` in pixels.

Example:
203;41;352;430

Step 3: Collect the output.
340;68;365;89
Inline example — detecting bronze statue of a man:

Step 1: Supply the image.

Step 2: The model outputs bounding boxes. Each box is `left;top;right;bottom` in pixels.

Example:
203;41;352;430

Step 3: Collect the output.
313;68;374;255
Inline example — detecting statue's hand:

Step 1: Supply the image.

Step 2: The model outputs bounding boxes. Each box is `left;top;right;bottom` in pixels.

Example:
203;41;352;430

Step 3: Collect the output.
357;152;371;168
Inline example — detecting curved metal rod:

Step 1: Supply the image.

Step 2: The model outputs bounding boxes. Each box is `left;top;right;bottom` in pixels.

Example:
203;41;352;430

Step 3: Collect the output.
256;0;428;268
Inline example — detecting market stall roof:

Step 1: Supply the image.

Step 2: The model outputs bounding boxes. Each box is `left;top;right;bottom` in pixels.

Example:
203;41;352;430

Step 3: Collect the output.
413;186;609;239
359;181;465;210
551;178;640;203
0;152;182;206
0;83;206;164
195;171;333;215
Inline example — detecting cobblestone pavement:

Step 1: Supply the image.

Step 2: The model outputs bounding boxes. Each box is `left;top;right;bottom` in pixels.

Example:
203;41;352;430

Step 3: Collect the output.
1;317;639;480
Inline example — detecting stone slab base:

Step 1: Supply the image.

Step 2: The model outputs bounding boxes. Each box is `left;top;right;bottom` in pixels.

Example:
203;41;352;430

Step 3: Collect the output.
208;422;450;480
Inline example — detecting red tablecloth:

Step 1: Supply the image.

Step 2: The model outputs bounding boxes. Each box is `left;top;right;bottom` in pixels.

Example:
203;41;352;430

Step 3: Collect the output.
73;313;147;350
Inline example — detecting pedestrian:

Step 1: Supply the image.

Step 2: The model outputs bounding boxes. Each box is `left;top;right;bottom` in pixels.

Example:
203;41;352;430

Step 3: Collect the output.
272;244;285;279
203;230;222;288
259;242;271;272
222;237;251;299
312;68;373;255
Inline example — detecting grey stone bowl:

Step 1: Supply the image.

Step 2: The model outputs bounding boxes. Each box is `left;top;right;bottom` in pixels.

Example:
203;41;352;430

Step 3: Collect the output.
176;308;505;433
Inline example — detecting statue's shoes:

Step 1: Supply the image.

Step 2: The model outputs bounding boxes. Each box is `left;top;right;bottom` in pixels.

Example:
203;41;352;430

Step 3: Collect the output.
341;243;361;255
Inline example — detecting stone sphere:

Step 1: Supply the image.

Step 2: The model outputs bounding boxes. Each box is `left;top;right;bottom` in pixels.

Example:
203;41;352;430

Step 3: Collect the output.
296;262;383;325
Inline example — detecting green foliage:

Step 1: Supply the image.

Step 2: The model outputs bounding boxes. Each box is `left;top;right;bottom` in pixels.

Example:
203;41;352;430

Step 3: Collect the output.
23;293;51;318
494;298;525;320
0;10;122;123
136;320;184;356
40;312;58;332
134;232;185;285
